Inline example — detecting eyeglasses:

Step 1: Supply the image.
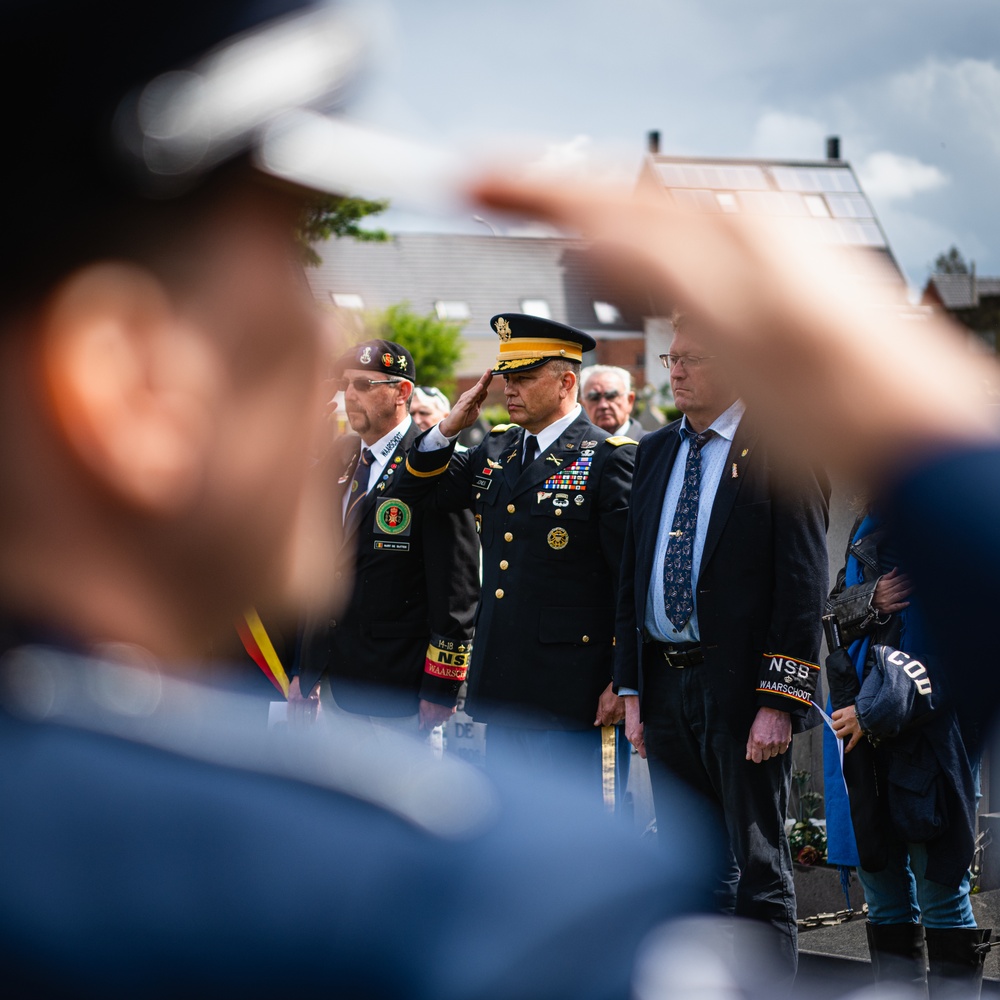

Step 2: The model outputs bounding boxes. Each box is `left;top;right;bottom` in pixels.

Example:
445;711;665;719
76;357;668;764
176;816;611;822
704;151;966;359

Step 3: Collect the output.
659;354;715;371
416;386;450;408
335;377;404;393
584;390;622;402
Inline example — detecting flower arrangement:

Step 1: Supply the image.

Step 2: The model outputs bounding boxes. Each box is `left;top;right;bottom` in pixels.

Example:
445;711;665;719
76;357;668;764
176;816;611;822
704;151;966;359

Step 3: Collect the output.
789;770;828;865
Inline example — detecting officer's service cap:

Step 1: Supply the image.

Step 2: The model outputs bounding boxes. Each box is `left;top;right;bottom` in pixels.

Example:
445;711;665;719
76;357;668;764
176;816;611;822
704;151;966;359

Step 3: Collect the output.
334;340;416;383
490;314;596;375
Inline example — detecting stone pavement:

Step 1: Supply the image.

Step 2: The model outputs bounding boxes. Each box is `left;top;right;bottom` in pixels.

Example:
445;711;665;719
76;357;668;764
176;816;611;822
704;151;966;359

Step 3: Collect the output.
797;876;1000;996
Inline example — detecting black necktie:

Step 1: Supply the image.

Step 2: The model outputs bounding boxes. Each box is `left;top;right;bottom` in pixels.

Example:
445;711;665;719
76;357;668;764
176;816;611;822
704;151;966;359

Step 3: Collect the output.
662;429;715;629
523;435;539;467
345;448;375;527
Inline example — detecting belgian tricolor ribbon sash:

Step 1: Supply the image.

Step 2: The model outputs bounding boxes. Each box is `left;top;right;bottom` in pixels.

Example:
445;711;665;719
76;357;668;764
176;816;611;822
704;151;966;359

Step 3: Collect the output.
237;608;290;698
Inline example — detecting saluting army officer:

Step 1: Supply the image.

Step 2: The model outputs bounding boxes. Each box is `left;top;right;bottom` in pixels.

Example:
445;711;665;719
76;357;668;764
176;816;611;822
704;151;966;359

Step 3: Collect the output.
406;315;636;807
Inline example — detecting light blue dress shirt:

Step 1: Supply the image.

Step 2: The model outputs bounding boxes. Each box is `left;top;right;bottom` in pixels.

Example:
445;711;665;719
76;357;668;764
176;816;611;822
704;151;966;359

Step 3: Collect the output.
643;400;746;644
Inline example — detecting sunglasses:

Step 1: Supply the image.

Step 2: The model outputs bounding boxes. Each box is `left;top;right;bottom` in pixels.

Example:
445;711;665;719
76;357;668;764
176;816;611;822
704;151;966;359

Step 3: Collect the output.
335;377;404;394
584;390;622;402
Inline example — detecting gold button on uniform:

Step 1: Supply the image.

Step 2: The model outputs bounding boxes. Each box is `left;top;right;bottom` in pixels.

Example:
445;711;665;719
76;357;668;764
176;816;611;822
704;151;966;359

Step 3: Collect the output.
500;560;509;570
554;509;562;517
504;531;513;542
582;635;590;643
507;503;515;513
495;588;504;599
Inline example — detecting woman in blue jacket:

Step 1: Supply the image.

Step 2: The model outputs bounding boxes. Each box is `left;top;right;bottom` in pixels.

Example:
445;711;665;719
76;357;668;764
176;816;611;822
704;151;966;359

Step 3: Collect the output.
825;510;988;997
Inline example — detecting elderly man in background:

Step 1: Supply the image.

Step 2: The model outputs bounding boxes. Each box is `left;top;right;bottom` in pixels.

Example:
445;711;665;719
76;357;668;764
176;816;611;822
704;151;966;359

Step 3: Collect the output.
580;365;646;440
410;385;452;432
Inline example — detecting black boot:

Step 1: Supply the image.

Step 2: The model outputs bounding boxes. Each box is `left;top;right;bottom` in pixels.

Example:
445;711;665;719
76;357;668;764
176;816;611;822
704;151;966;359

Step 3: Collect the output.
866;921;926;989
925;927;991;1000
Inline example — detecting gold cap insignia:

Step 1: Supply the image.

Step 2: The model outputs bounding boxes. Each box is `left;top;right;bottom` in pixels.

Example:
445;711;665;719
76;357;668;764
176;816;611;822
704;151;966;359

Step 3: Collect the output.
494;317;512;342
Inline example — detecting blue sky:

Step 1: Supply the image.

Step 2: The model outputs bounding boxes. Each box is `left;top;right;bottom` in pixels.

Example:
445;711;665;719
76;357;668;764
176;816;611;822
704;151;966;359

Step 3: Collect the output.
349;0;1000;289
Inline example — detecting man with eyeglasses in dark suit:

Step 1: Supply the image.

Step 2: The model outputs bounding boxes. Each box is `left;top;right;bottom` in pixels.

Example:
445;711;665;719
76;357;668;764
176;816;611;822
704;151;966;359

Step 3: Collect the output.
613;312;829;982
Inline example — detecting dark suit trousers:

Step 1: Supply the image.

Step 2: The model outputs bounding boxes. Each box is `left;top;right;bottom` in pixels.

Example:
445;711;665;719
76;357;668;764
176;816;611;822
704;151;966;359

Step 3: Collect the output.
641;648;798;979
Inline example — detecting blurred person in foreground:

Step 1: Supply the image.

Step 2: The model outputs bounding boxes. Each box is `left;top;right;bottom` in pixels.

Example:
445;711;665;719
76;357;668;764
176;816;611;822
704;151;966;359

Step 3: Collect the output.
0;3;720;997
289;340;479;738
580;364;647;440
469;174;1000;733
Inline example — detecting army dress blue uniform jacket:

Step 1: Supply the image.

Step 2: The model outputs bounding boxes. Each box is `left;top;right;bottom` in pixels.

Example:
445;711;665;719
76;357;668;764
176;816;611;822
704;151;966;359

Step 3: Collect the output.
614;416;830;738
406;412;636;730
295;424;480;717
0;640;720;999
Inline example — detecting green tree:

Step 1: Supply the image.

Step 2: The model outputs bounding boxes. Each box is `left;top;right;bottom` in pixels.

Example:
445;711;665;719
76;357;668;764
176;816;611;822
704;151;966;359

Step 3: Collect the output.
933;245;969;275
296;194;390;266
366;303;465;398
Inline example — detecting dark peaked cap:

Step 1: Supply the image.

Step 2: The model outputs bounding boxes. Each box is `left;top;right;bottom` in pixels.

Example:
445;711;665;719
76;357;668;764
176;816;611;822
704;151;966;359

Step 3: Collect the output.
490;314;596;374
1;0;365;227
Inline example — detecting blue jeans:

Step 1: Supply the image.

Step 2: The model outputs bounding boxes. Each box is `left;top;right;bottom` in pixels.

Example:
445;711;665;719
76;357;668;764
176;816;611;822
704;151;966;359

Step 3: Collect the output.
858;759;981;929
857;839;975;929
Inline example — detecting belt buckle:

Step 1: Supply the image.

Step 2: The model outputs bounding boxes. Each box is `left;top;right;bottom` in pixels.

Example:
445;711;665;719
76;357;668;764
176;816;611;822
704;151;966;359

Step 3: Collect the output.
662;647;686;669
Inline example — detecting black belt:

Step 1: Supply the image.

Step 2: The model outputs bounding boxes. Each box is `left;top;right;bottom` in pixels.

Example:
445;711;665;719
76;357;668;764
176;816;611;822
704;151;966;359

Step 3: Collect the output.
648;641;703;669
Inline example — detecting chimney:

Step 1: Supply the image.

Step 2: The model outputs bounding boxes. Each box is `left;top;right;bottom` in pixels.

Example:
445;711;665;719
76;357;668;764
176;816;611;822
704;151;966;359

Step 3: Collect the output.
826;136;841;161
647;130;661;155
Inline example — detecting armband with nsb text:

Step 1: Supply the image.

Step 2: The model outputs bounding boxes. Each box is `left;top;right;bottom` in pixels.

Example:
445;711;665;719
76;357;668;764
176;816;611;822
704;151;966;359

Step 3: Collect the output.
756;653;820;707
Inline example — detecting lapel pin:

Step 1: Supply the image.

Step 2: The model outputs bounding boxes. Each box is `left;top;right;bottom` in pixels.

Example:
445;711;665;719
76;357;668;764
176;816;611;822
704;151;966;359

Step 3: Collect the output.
732;463;739;478
546;454;562;466
741;448;748;457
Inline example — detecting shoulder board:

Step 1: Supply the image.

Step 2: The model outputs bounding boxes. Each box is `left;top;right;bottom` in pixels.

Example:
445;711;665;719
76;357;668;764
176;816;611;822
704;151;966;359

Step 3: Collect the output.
490;423;514;433
604;435;638;447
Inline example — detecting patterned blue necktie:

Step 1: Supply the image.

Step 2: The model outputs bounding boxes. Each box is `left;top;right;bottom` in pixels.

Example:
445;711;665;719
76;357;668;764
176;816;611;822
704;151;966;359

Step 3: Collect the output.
662;429;715;629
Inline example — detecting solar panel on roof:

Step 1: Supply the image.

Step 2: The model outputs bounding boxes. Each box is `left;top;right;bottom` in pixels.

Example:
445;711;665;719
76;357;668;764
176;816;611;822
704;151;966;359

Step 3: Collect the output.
826;193;874;219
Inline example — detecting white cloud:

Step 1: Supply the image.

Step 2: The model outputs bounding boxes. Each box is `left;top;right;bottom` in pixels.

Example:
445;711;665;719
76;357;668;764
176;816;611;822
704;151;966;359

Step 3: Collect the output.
530;134;594;176
856;152;948;202
522;134;636;186
750;111;828;160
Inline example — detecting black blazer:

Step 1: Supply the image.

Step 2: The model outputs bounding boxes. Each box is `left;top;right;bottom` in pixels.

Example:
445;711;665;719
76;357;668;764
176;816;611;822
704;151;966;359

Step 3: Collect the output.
407;412;636;729
613;415;829;738
297;423;480;717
